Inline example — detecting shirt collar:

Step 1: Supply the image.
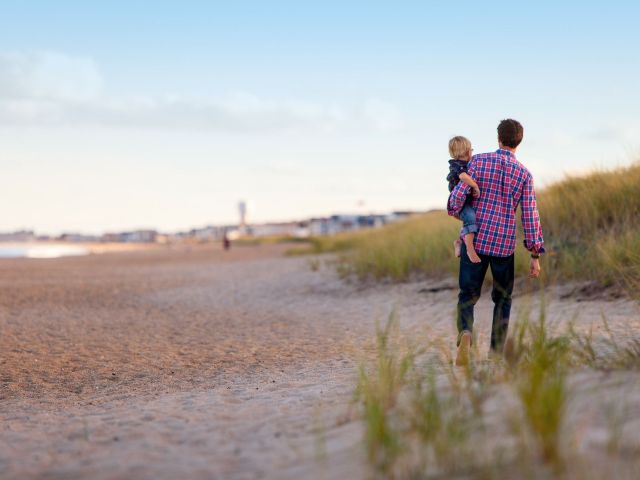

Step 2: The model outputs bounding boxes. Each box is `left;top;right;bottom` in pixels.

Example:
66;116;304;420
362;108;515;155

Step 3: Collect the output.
496;148;516;159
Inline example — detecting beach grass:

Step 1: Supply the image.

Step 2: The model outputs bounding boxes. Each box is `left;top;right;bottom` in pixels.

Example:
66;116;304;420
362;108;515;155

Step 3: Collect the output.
355;307;640;478
354;313;413;474
509;310;569;465
290;163;640;291
569;317;640;370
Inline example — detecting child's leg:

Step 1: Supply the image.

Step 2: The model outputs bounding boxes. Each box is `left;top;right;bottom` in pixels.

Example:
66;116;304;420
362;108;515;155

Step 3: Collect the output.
464;232;481;263
460;204;481;263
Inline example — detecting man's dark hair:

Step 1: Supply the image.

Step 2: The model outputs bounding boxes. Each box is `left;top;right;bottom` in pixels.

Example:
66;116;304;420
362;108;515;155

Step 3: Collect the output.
497;119;524;148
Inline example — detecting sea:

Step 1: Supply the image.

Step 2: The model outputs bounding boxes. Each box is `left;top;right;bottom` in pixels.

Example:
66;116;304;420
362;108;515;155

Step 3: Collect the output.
0;244;90;259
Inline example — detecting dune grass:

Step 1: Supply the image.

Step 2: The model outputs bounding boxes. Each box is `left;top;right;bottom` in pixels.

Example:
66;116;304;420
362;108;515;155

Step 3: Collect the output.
328;211;463;281
354;313;413;474
285;229;372;256
287;210;463;280
507;310;569;465
355;308;640;478
539;163;640;288
291;163;640;291
346;164;640;477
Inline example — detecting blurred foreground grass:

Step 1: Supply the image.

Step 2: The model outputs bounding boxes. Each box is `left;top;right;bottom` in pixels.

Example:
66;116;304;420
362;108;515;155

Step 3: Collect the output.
290;163;640;290
355;310;640;479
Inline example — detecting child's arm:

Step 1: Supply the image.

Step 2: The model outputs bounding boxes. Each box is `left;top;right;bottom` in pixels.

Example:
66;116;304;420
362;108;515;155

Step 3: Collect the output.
459;172;480;198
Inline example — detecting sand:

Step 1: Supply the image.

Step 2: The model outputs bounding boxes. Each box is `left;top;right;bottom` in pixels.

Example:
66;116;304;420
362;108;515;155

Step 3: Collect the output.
1;244;639;479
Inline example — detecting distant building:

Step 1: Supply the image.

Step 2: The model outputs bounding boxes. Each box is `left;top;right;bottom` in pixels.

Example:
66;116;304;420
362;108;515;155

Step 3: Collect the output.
58;233;100;242
250;221;309;238
388;211;420;221
123;230;157;243
101;230;157;243
0;230;36;242
309;218;331;236
101;233;122;243
191;225;231;242
306;212;422;237
36;209;425;246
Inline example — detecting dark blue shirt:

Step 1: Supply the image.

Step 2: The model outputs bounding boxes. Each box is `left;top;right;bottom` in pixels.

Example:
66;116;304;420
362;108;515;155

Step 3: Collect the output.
447;159;469;192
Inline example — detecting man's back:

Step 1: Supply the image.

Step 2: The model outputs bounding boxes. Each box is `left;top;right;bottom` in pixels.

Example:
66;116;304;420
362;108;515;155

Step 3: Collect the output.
449;148;544;257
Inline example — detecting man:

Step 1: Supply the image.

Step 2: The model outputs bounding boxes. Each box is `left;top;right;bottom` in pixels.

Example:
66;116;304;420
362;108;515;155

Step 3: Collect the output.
448;119;545;366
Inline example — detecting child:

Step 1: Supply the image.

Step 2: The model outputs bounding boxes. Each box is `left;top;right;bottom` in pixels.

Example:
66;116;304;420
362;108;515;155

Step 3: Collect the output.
447;136;481;263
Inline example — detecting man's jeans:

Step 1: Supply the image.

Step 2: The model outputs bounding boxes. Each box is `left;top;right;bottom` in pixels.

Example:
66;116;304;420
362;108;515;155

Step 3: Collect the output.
457;243;515;351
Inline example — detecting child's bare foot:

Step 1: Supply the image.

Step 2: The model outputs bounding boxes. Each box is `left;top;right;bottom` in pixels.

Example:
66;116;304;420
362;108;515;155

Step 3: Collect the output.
466;247;481;263
463;233;481;263
453;239;462;258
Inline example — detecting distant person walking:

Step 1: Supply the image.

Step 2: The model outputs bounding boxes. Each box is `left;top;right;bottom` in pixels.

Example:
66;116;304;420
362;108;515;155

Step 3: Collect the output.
223;232;231;251
448;119;545;366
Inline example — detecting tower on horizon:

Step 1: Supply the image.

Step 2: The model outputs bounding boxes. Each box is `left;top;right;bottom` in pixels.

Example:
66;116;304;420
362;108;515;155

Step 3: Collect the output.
238;201;247;233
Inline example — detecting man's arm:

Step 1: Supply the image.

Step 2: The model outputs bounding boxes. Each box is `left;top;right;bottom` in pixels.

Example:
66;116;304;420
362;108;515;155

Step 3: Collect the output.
521;174;545;277
448;159;477;215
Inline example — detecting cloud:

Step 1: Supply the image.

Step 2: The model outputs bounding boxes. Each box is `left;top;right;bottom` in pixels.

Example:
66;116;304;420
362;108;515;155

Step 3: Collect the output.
0;50;403;133
0;51;103;101
583;125;640;143
362;98;404;131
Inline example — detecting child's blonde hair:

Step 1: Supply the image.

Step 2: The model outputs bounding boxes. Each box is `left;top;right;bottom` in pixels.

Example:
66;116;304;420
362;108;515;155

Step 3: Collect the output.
448;136;472;160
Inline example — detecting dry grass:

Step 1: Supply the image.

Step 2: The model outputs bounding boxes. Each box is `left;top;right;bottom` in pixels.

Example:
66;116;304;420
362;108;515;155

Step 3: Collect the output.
288;211;461;280
568;317;640;370
290;163;640;292
355;305;640;479
285;229;374;256
354;313;414;474
539;163;640;288
508;310;569;465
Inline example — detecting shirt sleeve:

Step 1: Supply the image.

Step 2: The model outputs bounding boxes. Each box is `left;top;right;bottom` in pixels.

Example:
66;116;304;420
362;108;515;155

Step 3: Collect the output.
448;159;475;216
521;175;546;254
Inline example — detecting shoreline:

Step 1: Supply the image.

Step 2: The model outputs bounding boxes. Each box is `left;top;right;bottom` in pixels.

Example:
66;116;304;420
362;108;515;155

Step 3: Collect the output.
0;240;163;255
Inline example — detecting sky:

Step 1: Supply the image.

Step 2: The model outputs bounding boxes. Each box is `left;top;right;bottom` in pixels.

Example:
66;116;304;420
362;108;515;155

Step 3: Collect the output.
1;0;639;234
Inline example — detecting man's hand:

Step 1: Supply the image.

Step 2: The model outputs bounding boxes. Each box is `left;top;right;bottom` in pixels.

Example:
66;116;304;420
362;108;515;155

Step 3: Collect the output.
529;258;541;278
471;186;480;198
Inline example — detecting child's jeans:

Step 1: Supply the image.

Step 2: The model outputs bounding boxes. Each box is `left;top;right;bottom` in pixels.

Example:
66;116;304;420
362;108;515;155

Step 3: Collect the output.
460;197;478;236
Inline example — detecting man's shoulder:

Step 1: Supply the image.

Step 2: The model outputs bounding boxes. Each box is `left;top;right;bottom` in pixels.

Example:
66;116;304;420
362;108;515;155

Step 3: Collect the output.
476;150;531;170
470;151;501;170
513;159;533;180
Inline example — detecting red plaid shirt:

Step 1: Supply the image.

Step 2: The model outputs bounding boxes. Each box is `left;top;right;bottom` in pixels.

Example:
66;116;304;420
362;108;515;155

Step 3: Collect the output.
448;149;545;257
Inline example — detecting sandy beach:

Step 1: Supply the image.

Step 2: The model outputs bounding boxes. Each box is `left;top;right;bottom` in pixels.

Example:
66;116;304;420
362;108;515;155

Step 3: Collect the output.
2;244;640;479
